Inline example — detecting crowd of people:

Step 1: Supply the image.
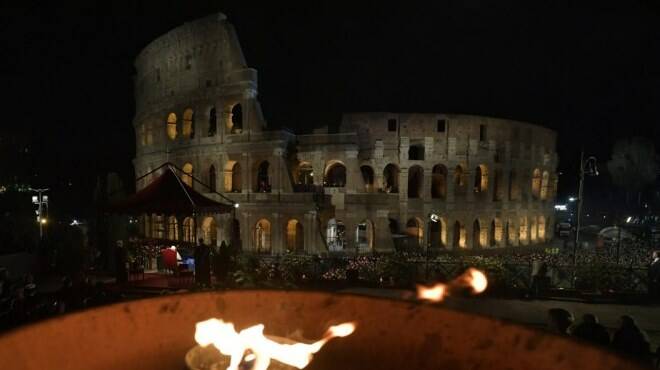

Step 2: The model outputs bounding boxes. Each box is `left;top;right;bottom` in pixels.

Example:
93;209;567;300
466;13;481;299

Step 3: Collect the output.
546;308;659;367
0;267;120;331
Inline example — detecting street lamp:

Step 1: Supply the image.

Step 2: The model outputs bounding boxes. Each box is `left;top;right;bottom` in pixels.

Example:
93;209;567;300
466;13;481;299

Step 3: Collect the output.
30;188;49;239
572;150;598;287
426;213;440;281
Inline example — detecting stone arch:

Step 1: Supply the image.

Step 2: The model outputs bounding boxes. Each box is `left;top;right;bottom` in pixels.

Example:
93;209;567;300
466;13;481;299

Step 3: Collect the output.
208;107;217;137
285;219;304;253
509;170;520;200
491;218;503;246
454;165;467;197
326;218;345;251
254;219;271;253
473;219;483;248
429;216;447;248
530;216;538;242
408;165;424;198
531;168;542;199
182;163;193;187
183;108;194;138
431;164;447;199
255;160;271;192
293;161;314;190
183;217;195;243
474;164;488;193
167;112;177;140
360;165;375;193
167;216;179;241
507;220;516;246
208;165;217;192
538;215;546;241
202;217;217;246
453;220;466;248
383;164;399;193
519;216;529;245
540;170;550;200
406;217;424;247
356;219;375;250
230;103;243;133
324;160;346;187
224;161;241;192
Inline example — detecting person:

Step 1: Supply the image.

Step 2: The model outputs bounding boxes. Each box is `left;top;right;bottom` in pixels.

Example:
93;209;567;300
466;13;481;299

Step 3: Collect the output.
611;315;651;360
648;250;660;301
570;314;610;347
546;308;573;335
194;238;211;286
114;240;128;285
530;262;549;298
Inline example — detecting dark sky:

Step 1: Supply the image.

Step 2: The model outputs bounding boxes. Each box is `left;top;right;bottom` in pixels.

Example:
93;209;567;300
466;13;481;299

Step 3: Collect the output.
2;1;659;218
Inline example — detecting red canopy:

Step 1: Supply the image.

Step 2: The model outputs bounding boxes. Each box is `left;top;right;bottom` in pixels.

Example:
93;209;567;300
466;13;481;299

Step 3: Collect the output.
106;167;233;215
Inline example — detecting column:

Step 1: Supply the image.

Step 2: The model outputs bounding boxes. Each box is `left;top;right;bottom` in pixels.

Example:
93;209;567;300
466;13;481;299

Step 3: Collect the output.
345;150;361;194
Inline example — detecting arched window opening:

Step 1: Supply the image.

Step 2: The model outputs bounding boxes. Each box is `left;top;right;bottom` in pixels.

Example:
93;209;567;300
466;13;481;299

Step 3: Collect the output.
407;165;424;198
454;165;467;197
254;219;271;253
472;219;486;248
256;161;271;192
208;108;217;137
360;165;375;193
356;220;374;251
224;161;242;192
531;168;542;199
540;171;550;200
493;218;503;246
408;144;425;160
167;216;179;241
294;162;314;191
538;216;546;241
388;218;399;234
324;161;346;187
183;217;195;243
453;221;466;248
208;165;216;192
230;104;243;133
507;220;516;246
202;217;217;246
406;218;424;247
182;163;193;187
182;108;195;139
429;217;447;248
519;217;529;245
326;218;345;252
474;164;488;193
286;219;304;253
167;113;177;140
152;214;165;239
383;164;399;193
530;217;538;242
431;165;447;199
509;170;520;201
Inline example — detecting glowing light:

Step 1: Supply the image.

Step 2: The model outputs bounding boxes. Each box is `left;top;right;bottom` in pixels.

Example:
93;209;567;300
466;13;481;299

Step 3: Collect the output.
417;267;488;302
554;204;568;211
195;318;356;370
626;216;632;223
568;197;576;202
70;219;79;226
234;203;240;208
40;218;47;225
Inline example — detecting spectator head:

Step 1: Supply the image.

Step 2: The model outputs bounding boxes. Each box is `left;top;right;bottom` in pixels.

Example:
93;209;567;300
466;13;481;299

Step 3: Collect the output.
582;313;598;325
116;240;123;248
198;238;204;245
547;308;574;334
619;315;636;329
653;250;660;260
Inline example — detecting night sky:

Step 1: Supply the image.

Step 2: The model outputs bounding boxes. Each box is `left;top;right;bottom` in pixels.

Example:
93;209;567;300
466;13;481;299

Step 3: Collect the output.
2;1;659;218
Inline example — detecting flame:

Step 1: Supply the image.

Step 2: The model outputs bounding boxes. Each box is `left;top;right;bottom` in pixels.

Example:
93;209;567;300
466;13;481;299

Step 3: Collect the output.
416;268;488;302
195;319;356;370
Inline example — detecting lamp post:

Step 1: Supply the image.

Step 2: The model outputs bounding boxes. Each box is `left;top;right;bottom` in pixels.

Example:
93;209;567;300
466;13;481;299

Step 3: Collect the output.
572;150;598;287
30;188;49;240
427;213;440;281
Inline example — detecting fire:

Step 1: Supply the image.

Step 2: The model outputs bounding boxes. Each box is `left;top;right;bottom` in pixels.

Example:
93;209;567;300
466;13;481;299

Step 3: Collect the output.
195;319;356;370
416;267;488;302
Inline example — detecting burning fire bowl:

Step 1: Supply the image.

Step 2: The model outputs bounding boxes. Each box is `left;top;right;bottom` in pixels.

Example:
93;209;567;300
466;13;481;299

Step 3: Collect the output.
0;290;643;370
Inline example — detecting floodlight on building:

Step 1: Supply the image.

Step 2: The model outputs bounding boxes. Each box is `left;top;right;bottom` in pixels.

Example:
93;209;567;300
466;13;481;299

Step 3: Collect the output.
554;204;568;211
40;218;47;225
234;203;240;208
429;213;440;223
568;197;576;202
626;216;632;223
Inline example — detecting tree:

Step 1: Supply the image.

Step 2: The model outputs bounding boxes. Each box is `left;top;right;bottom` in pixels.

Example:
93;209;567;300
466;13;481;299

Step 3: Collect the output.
607;137;658;208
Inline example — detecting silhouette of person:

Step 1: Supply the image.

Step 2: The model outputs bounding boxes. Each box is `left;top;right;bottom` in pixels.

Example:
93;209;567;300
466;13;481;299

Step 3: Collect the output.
570;314;610;347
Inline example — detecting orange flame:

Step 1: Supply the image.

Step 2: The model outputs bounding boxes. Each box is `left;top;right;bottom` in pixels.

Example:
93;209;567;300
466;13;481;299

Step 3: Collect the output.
416;267;488;302
195;319;356;370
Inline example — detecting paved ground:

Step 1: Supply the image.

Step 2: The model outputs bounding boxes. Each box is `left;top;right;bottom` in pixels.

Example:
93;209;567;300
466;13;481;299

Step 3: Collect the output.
340;287;660;349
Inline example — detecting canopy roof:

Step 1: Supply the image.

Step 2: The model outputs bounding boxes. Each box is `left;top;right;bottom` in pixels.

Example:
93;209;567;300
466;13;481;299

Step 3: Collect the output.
107;165;234;215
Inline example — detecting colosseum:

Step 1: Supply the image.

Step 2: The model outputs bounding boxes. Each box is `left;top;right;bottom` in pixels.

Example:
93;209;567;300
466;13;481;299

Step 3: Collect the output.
132;13;558;254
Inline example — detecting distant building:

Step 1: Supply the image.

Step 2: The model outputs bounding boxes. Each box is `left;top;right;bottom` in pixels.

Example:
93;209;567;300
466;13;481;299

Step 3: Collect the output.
132;13;558;253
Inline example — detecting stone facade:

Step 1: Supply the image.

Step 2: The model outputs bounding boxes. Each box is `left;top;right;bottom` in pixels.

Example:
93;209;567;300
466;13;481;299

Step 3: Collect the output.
133;13;558;254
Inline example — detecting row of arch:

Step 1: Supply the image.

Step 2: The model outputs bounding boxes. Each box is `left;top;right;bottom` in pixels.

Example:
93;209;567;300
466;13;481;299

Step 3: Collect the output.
143;215;218;245
403;215;548;249
164;104;243;141
167;160;554;202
